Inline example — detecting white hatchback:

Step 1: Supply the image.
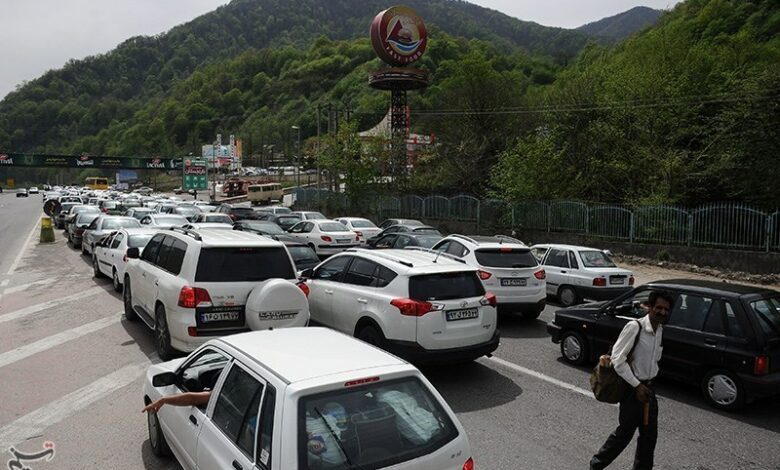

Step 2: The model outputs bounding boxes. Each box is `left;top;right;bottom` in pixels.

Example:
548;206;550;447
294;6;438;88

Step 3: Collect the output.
334;217;382;244
143;328;474;470
287;220;361;256
531;244;634;306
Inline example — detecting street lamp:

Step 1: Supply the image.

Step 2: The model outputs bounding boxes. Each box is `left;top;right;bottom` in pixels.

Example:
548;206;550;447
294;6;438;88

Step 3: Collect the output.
291;125;301;189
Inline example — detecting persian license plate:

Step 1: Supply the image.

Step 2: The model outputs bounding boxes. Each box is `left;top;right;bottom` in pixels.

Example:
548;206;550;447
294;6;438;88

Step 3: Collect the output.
611;277;625;285
200;311;240;323
445;308;479;322
336;239;352;244
500;278;527;287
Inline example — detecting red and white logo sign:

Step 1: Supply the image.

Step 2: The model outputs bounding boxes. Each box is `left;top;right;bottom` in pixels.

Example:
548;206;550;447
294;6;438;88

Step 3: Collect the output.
371;6;428;66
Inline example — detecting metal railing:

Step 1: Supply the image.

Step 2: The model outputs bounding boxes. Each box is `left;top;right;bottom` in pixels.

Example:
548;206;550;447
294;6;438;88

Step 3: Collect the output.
293;190;780;252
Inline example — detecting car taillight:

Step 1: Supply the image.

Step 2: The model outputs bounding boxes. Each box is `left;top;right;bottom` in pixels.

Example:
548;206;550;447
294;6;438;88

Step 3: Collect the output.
297;282;310;297
754;355;769;376
463;457;475;470
355;234;360;241
321;235;333;242
534;269;546;280
123;254;128;262
229;213;236;220
593;278;607;287
391;298;434;316
477;269;492;280
178;286;212;308
629;275;635;285
187;326;198;337
345;377;380;387
480;292;497;307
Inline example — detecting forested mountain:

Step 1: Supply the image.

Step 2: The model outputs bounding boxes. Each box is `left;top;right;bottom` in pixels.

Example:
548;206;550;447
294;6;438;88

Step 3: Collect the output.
577;6;663;41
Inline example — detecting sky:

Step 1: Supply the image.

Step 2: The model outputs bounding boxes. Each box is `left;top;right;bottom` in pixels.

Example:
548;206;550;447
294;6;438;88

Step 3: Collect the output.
0;0;682;100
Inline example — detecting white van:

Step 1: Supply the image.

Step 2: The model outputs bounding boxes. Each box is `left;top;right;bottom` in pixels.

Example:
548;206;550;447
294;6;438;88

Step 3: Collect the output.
249;183;283;205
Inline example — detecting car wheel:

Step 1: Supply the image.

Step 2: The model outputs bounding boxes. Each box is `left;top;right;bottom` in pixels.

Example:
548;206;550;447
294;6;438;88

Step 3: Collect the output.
147;403;172;457
558;286;579;307
112;269;122;293
92;256;103;278
357;325;386;350
701;369;745;411
560;331;588;365
123;277;138;322
155;304;176;361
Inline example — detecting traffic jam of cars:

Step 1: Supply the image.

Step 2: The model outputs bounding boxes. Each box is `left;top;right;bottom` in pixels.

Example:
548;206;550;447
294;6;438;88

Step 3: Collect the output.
32;185;780;469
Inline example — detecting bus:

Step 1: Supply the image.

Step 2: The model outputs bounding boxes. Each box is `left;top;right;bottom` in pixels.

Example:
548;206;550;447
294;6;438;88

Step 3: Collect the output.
85;177;109;190
248;183;284;205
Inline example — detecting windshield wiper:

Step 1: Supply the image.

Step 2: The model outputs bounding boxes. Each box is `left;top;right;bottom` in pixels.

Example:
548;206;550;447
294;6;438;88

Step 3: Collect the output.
314;407;364;470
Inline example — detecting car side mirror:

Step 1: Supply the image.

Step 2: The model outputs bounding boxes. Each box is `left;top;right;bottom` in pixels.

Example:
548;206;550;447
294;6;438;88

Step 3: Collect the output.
300;268;314;279
126;247;140;259
152;371;177;387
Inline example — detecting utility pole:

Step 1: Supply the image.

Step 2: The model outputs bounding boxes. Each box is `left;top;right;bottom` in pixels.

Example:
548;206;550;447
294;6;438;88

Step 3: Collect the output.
291;125;301;191
316;105;322;207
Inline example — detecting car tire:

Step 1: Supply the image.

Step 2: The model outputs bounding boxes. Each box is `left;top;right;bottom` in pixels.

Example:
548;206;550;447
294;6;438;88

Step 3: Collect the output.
147;403;172;457
558;286;579;307
112;269;122;293
92;256;103;278
701;369;745;411
357;325;386;350
560;330;588;365
123;277;138;322
520;307;543;321
155;304;176;361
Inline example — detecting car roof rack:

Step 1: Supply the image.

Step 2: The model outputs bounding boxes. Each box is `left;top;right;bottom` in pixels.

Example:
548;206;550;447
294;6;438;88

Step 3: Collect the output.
344;248;414;268
449;234;478;245
403;247;466;264
168;226;202;241
494;235;524;245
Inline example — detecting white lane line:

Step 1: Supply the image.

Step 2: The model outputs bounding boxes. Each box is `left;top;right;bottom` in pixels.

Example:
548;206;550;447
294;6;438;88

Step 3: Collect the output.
4;278;68;295
0;314;122;369
0;362;147;448
0;286;105;324
485;356;602;401
6;218;41;275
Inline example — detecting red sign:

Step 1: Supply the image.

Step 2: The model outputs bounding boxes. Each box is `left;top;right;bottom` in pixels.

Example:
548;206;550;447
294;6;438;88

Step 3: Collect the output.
371;6;428;66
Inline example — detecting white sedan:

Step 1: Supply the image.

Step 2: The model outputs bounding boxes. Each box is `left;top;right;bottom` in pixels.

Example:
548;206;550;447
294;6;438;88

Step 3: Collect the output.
287;220;360;256
333;217;382;244
93;228;158;291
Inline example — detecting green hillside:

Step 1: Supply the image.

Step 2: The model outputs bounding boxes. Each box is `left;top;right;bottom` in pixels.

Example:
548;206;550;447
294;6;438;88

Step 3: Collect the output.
577;6;663;41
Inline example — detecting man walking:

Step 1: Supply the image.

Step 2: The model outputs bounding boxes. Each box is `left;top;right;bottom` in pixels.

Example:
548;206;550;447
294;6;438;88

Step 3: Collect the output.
590;290;674;470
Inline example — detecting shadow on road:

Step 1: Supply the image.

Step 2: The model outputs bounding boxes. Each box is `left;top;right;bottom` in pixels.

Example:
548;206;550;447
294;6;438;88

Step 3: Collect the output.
421;361;523;413
498;314;551;339
141;439;182;470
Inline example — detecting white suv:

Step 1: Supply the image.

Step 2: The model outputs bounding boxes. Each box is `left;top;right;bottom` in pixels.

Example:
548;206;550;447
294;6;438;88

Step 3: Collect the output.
302;248;499;364
143;328;474;470
432;235;547;319
123;228;310;360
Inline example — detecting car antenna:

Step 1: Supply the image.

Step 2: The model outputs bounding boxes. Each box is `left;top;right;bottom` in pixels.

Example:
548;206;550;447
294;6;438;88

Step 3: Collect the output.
433;249;443;263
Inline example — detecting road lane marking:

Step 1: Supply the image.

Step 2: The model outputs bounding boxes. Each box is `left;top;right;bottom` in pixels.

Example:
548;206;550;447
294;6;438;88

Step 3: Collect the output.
6;218;41;275
0;362;147;447
484;356;606;401
0;314;122;369
0;286;105;324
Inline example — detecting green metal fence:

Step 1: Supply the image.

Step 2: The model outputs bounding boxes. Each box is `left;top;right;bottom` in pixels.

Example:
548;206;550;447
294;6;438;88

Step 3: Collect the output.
293;189;780;252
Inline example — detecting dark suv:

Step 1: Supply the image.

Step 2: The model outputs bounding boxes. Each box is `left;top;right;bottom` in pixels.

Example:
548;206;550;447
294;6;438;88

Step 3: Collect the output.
216;204;258;221
547;279;780;411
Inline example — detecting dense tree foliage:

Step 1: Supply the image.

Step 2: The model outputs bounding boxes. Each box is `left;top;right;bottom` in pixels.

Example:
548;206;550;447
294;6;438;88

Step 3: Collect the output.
577;7;663;41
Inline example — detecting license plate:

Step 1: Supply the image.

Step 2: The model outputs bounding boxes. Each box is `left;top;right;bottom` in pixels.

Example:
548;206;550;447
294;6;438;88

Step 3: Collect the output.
200;311;240;322
336;239;352;244
611;278;625;285
446;308;479;322
500;278;527;287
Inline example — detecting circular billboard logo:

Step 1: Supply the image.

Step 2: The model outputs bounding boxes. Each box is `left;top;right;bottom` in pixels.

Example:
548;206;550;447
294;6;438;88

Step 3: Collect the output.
371;6;428;66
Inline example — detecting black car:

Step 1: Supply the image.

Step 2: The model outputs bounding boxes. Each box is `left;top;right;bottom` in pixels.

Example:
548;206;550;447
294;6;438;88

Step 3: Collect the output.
377;218;424;229
366;224;441;248
284;241;321;272
216;204;258;221
233;220;292;241
371;232;443;250
547;279;780;410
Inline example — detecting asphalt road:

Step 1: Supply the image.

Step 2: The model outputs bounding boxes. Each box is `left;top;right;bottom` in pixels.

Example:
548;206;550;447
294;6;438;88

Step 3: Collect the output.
0;200;778;470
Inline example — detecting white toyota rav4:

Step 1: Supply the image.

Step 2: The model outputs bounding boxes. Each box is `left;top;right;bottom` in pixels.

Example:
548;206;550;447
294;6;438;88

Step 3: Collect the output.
302;248;500;364
123;227;310;360
143;328;474;470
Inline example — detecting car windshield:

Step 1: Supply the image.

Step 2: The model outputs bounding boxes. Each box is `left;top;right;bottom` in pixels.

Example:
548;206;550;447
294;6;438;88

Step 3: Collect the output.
415;236;442;249
409;271;485;301
475;249;538;268
155;216;187;225
176;207;200;216
206;214;233;224
579;250;617;268
243;222;285;234
298;377;458;470
750;297;780;337
350;220;376;228
319;222;350;232
76;214;99;225
305;212;328;219
103;218;141;229
288;246;320;264
128;234;154;248
231;207;255;215
195;247;295;282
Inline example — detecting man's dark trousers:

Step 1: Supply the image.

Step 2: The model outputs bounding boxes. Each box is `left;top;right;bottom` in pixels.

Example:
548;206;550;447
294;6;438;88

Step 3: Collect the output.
590;386;658;470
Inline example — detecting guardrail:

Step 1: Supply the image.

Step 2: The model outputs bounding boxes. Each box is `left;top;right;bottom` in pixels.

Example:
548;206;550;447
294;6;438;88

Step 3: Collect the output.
293;190;780;253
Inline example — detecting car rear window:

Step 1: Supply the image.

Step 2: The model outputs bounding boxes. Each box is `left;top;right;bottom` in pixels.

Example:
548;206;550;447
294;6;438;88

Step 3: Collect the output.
288;246;320;264
231;207;255;215
156;216;187;225
579;250;617;268
243;222;285;234
76;214;98;225
103;218;141;229
409;271;485;301
195;247;295;282
475;248;538;268
298;377;458;470
350;220;376;228
750;297;780;337
415;236;442;249
412;228;441;234
128;234;154;248
319;222;350;232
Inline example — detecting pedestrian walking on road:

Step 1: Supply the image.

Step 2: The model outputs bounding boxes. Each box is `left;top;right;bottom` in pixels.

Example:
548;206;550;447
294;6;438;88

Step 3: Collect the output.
590;290;674;470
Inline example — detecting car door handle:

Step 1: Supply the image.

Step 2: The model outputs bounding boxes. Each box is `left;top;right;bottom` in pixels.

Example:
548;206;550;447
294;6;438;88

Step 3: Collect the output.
357;298;368;304
232;461;243;470
561;270;567;274
189;414;198;426
154;280;159;286
324;289;334;295
141;272;146;278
